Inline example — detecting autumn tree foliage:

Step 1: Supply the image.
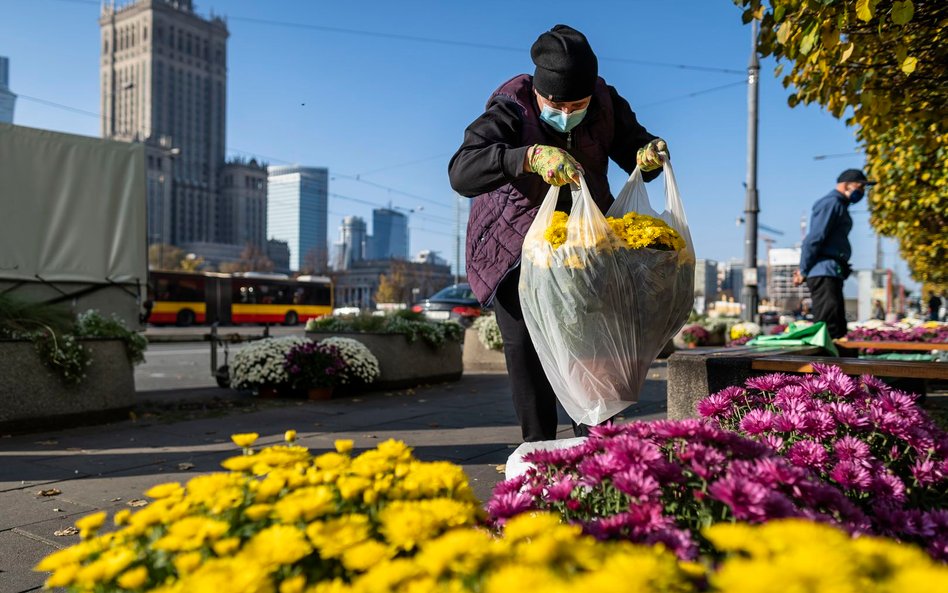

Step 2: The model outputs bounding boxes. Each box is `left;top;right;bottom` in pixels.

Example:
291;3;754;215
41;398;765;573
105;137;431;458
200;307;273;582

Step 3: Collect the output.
735;0;946;282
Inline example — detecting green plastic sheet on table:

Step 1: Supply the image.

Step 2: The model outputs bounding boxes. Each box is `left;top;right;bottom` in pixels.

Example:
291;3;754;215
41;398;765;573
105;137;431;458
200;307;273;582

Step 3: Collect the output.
747;321;839;356
859;352;938;362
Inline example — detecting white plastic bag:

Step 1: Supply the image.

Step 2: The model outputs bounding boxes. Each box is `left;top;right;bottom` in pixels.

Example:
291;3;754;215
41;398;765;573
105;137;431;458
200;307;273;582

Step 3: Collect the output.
519;163;695;426
505;437;588;481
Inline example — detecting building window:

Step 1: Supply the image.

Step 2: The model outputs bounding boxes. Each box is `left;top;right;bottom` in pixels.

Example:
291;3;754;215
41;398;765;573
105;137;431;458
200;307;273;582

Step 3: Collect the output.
143;25;148;42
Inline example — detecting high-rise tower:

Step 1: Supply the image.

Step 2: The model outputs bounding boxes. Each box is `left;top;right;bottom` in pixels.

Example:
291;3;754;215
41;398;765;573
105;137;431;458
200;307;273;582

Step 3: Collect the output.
0;56;16;124
100;0;228;246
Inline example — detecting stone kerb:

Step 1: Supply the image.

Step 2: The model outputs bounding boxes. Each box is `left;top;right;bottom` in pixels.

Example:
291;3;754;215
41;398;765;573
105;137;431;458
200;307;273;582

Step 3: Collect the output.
0;339;135;432
305;331;463;389
462;327;506;372
666;346;822;419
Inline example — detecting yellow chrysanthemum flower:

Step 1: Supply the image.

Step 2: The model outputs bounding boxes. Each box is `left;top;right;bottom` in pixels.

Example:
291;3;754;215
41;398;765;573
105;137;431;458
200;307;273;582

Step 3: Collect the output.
75;511;107;539
340;540;392;572
231;432;259;448
240;525;312;568
545;211;684;253
146;481;184;499
116;565;149;589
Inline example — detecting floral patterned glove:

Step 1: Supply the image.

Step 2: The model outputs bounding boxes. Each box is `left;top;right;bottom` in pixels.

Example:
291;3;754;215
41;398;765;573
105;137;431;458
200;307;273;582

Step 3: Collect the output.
636;139;669;172
527;144;583;186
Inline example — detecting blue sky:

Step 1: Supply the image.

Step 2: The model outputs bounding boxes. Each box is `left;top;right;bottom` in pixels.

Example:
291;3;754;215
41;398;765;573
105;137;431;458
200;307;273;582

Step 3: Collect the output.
0;0;916;293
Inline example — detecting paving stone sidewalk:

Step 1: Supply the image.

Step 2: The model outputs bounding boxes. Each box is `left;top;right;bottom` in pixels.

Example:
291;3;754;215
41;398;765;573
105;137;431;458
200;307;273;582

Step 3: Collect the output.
0;365;668;593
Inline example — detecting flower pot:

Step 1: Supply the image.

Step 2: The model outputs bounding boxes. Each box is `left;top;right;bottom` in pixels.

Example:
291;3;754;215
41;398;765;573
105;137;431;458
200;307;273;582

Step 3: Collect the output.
258;385;280;399
686;342;697;349
307;387;333;401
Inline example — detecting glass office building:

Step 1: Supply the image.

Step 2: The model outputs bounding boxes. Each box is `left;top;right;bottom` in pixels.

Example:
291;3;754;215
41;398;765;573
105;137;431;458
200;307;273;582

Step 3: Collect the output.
369;208;409;260
267;166;329;272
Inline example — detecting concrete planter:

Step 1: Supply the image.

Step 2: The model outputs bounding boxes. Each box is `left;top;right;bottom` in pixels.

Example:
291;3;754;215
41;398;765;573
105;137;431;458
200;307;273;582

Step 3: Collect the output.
0;339;135;432
462;328;506;372
305;332;462;389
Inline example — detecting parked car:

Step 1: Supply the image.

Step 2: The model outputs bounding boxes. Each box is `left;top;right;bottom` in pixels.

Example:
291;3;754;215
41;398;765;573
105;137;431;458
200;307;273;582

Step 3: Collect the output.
411;283;482;327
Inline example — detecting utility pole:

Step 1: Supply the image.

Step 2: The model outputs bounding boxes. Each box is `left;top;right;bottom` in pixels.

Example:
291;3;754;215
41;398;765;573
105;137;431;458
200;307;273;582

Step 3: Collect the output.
741;19;760;322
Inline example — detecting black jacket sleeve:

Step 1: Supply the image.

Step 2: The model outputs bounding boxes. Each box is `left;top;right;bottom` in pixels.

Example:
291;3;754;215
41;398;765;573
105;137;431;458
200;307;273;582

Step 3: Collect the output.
448;98;532;197
607;86;662;183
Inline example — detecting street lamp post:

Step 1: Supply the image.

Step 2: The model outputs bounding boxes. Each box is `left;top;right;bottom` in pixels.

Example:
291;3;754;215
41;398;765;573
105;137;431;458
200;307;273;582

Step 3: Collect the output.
741;19;761;322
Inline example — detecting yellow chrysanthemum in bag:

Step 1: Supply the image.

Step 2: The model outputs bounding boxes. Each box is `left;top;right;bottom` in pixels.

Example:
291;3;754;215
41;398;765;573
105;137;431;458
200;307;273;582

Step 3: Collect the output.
545;210;684;251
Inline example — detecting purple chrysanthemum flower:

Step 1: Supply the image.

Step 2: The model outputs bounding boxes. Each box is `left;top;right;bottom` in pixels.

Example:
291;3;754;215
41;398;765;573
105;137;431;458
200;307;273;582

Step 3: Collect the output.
739;408;775;435
612;468;660;501
708;475;771;522
813;363;857;398
697;391;735;419
759;434;783;450
830;460;873;491
492;475;526;496
577;452;625;483
545;475;577;502
604;434;663;465
650;419;705;440
485;491;535;520
826;401;869;429
833;435;871;462
800;409;837;440
910;458;941;486
872;472;907;502
745;373;794;392
684;443;728;480
773;411;807;432
787;440;830;470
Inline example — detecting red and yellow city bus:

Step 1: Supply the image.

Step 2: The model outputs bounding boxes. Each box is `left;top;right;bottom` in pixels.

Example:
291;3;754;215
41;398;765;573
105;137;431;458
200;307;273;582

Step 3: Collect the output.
146;271;333;326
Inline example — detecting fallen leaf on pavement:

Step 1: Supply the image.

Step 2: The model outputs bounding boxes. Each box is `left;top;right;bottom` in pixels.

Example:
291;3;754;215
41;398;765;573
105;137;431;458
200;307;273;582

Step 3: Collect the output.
52;508;63;512
110;497;122;502
127;499;148;507
54;527;79;536
177;463;195;471
38;489;62;497
494;464;506;474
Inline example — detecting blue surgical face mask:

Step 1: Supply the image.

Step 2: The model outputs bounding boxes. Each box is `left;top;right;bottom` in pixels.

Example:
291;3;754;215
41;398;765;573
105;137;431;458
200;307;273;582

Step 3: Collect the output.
539;105;587;133
848;188;865;204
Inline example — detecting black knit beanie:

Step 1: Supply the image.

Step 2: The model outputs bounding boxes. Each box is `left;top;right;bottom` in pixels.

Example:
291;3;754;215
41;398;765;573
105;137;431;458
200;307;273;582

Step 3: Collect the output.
531;24;598;102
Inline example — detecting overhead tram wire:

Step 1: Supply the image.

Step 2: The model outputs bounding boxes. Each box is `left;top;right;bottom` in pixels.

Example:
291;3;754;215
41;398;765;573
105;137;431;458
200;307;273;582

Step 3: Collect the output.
20;79;755;221
43;0;744;76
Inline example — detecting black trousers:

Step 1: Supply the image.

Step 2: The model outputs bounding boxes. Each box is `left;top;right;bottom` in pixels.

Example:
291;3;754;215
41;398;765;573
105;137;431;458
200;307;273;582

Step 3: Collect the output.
493;268;560;442
806;276;847;339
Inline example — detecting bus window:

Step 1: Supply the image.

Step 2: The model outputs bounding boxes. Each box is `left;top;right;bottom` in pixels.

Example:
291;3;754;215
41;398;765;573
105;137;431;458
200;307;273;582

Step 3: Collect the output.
259;284;273;305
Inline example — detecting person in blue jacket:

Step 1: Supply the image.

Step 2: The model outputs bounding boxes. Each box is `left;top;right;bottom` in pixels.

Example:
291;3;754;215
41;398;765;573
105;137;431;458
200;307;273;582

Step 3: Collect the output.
793;169;875;338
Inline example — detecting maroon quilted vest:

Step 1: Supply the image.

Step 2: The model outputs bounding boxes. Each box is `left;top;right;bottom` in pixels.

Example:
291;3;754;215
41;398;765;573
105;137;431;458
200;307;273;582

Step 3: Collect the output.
466;74;616;305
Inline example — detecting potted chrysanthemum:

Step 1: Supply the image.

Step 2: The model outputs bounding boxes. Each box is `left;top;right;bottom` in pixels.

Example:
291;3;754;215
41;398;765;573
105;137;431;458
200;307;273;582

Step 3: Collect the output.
230;336;309;397
284;341;348;400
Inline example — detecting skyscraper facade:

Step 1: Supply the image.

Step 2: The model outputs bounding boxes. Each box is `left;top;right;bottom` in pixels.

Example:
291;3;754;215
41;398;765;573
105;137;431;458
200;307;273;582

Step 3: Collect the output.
99;0;228;246
369;208;409;260
333;216;368;271
267;166;329;272
0;56;16;124
218;158;267;247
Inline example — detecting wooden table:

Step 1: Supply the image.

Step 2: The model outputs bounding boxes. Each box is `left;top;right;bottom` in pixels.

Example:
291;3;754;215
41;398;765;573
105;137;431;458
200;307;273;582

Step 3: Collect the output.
835;340;948;352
